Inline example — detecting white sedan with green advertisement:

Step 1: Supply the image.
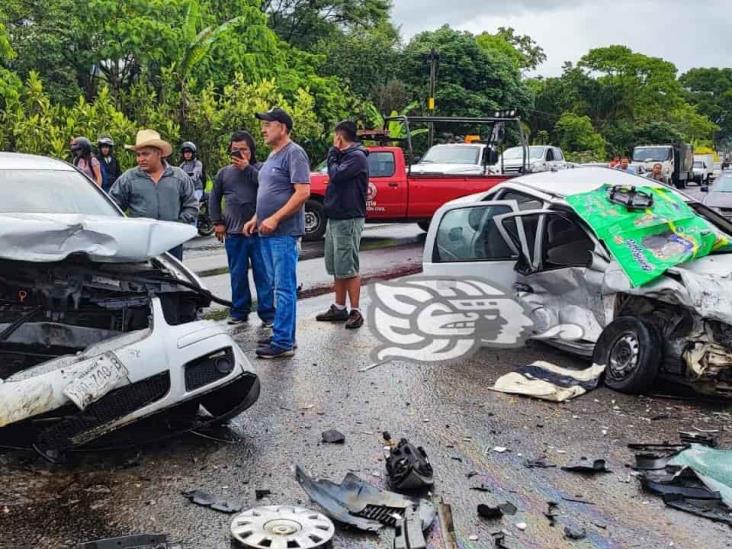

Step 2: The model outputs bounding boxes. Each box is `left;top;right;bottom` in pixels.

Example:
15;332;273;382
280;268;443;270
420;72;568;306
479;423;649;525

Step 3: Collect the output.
422;167;732;396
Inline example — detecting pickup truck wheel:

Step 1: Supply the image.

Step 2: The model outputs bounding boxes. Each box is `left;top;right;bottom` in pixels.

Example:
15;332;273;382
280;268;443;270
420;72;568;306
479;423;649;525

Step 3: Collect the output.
593;316;661;394
304;199;327;241
417;220;431;232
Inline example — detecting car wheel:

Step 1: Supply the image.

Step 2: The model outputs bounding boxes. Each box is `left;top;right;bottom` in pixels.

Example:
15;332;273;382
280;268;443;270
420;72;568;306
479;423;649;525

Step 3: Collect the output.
304;199;327;241
593;316;662;394
417;220;431;232
199;375;260;424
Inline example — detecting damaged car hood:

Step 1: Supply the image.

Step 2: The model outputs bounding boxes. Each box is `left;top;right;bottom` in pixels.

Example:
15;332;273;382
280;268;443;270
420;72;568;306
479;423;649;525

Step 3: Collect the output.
0;213;197;263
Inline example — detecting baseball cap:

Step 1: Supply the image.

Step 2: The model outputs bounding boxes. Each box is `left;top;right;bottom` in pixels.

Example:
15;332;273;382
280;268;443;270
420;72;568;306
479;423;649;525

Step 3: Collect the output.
255;107;293;131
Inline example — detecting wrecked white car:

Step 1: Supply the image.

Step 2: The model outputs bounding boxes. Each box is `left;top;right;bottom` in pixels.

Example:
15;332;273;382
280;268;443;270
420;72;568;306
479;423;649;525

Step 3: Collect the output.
423;167;732;396
0;153;259;459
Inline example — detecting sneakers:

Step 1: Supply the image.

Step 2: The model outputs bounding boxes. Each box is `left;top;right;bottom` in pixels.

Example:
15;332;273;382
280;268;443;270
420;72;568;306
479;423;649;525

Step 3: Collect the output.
315;305;349;322
257;336;298;349
261;319;274;328
345;309;364;330
256;343;295;359
227;316;248;325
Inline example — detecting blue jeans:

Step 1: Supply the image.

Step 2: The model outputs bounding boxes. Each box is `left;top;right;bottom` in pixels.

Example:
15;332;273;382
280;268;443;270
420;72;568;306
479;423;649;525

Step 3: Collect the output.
259;235;299;350
224;234;275;322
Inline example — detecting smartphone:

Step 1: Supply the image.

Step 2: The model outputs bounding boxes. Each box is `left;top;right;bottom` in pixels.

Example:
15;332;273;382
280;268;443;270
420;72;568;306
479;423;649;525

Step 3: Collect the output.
230;150;243;160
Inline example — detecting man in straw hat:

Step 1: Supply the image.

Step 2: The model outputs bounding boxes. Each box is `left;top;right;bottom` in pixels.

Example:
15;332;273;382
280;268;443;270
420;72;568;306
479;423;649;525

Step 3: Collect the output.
110;129;198;260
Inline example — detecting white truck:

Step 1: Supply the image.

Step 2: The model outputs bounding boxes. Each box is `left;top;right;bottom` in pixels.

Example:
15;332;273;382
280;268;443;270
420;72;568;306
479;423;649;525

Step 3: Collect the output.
692;154;714;185
631;143;694;188
496;145;568;174
410;143;489;175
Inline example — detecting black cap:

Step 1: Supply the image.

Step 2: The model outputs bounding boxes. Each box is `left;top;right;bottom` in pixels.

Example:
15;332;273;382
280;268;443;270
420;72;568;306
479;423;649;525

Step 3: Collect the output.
255;107;293;131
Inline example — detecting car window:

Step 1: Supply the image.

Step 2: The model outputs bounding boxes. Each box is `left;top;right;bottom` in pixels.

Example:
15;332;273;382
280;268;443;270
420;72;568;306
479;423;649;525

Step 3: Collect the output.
546;149;554;162
497;190;544;211
0;169;120;216
420;145;480;165
434;205;517;262
554;148;564;161
368;152;395;177
542;214;595;269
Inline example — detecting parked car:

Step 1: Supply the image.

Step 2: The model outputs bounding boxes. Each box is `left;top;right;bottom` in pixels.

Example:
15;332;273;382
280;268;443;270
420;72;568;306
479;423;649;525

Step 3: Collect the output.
0;153;260;460
409;143;489;175
422;167;732;396
701;171;732;220
497;145;568;174
692;156;713;185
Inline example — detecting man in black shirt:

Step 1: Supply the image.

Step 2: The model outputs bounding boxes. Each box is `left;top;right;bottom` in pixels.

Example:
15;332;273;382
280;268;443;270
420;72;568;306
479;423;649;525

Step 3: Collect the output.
210;131;274;325
315;121;369;329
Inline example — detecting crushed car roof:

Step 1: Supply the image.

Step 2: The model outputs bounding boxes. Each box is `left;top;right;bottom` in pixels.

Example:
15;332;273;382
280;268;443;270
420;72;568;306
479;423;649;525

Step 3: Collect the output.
0;152;76;171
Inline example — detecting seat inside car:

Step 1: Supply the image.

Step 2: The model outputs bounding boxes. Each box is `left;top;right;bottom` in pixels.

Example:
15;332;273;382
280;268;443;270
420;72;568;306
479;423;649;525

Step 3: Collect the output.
544;215;594;267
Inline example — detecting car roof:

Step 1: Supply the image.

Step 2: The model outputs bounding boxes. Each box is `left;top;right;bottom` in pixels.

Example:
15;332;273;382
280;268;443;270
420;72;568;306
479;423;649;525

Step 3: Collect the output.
0;152;76;171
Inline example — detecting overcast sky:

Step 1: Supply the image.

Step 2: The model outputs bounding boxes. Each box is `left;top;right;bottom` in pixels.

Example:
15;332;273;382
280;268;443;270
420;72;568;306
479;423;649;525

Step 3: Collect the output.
391;0;730;77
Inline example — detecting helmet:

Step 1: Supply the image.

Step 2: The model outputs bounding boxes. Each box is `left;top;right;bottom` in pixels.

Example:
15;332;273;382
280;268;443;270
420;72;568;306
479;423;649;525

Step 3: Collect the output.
70;137;92;156
180;141;197;154
97;137;114;147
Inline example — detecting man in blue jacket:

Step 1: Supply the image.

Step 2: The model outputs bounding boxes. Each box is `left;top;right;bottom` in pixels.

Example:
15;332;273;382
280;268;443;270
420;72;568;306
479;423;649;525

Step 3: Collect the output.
315;120;369;329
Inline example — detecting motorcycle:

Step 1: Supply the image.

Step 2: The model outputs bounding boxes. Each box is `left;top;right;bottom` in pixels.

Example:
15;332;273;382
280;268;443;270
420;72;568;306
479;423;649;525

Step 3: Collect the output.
197;191;215;237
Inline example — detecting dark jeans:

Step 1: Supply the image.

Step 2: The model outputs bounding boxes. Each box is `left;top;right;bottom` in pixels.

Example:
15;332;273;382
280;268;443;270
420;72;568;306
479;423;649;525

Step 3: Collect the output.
168;245;183;261
224;234;275;322
259;235;299;350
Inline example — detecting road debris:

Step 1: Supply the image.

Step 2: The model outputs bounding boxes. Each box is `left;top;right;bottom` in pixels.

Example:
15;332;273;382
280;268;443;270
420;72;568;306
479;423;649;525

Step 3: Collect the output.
515;522;527;531
255;489;272;501
321;429;345;444
75;534;182;549
477;502;517;519
181;489;242;514
386;438;434;491
230;505;335;548
525;456;555;469
561;457;611;474
564;525;587;540
436;500;458;549
295;465;435;539
358;359;391;372
492;361;605;402
544;501;559;526
491;530;509;548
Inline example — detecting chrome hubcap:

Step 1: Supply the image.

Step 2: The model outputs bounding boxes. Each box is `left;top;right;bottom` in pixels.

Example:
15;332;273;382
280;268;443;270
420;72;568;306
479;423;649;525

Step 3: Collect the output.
608;332;640;380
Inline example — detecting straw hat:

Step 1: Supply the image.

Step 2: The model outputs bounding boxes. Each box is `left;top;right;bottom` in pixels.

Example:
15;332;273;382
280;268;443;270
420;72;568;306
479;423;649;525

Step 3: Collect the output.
124;129;173;157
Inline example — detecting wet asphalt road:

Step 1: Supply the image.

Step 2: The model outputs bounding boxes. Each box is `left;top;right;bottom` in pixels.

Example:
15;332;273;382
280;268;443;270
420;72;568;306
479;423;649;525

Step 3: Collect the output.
1;291;732;549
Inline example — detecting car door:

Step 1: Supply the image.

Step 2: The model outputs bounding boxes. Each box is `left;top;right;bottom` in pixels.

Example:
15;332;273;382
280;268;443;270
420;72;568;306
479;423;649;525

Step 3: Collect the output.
494;209;609;349
366;151;406;219
422;200;520;288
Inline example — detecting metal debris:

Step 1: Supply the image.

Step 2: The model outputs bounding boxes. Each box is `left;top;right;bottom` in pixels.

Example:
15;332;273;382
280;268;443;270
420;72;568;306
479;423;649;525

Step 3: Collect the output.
181;489;242;514
230;505;335;549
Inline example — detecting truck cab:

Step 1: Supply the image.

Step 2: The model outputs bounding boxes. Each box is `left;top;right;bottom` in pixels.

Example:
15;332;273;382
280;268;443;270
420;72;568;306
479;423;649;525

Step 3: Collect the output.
410;143;488;175
631;144;693;188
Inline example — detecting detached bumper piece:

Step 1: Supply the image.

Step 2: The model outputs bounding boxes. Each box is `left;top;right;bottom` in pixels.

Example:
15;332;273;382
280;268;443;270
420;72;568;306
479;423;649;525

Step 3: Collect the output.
295;466;435;548
34;372;170;461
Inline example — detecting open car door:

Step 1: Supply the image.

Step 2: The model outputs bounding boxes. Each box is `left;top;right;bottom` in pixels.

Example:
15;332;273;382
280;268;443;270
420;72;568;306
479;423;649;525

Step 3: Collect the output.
422;200;520;289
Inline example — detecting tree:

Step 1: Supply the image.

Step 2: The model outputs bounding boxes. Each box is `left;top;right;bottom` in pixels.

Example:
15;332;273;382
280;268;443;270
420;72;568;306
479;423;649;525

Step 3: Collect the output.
263;0;391;48
680;67;732;145
477;27;547;71
400;26;531;118
553;112;606;160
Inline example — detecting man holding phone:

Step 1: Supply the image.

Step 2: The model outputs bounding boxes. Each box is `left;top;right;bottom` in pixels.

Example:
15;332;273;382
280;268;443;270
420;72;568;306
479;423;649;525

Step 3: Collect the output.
209;131;274;326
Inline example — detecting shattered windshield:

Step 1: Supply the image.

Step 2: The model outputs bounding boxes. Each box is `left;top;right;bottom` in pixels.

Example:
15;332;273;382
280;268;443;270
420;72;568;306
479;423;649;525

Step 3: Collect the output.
420;145;480;165
0;170;121;216
632;147;672;162
502;146;545;161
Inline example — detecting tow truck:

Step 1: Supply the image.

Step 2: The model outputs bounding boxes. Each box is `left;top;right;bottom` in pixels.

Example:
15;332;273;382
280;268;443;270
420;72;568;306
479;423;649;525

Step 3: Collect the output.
305;114;528;240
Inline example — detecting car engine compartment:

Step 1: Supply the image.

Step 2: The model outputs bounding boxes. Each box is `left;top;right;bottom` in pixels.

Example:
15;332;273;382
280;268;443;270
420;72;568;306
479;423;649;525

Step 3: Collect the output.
0;256;209;378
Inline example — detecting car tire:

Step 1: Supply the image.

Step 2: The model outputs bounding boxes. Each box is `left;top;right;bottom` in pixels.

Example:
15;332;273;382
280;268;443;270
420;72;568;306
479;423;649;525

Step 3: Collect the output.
417;220;431;232
304;199;327;242
593;316;662;394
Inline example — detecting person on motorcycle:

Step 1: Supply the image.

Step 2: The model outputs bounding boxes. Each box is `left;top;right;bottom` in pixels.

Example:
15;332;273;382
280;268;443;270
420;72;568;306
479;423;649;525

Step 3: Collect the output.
96;137;122;192
179;141;205;200
70;137;102;187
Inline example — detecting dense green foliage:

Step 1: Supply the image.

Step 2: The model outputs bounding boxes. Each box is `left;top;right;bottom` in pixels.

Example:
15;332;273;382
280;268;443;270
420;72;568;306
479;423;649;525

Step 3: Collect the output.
0;0;729;170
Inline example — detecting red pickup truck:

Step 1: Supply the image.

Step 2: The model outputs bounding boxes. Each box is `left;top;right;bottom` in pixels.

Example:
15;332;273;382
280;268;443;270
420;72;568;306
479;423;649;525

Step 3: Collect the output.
305;145;513;240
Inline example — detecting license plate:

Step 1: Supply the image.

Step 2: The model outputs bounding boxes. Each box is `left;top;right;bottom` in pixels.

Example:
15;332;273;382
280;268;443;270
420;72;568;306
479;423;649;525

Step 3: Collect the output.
64;352;129;410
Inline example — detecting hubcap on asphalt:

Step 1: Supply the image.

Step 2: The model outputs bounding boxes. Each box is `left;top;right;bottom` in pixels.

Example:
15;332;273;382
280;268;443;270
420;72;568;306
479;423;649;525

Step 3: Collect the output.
608;332;640;380
230;505;334;548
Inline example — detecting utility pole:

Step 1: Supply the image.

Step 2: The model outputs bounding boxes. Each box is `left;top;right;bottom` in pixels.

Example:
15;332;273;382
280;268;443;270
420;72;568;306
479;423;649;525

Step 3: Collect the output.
426;48;440;147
